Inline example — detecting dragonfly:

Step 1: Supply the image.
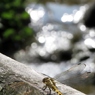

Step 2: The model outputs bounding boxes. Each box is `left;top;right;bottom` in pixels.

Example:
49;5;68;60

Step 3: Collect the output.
42;63;93;95
42;77;63;95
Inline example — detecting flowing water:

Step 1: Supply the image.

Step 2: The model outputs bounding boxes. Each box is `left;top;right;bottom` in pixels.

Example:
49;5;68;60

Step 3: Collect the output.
14;1;95;95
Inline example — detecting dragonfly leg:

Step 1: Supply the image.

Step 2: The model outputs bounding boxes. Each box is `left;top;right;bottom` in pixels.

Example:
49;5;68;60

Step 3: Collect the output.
42;85;47;91
42;86;52;95
48;87;51;94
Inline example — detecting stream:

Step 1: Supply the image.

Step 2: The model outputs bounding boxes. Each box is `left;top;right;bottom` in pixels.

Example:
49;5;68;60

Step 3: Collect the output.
14;2;95;95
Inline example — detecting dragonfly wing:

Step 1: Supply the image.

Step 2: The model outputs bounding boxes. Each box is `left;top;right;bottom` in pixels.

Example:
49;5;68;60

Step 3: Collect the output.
54;63;86;83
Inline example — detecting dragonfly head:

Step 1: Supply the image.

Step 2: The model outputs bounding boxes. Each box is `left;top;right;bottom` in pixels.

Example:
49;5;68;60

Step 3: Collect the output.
42;77;50;84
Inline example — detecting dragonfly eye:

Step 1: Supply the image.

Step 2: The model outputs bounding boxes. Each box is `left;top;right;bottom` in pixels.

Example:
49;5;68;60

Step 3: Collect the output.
42;77;49;83
42;79;46;83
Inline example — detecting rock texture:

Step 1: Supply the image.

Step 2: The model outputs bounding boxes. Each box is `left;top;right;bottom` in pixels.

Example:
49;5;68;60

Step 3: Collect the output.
0;53;86;95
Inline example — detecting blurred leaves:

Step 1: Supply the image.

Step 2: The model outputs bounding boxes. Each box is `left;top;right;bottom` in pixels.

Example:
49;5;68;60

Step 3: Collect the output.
1;11;14;19
12;0;22;7
3;29;15;38
0;0;34;56
21;12;29;19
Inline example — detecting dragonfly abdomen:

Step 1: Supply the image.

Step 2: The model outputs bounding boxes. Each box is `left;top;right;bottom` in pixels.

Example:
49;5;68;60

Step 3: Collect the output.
55;89;63;95
51;86;63;95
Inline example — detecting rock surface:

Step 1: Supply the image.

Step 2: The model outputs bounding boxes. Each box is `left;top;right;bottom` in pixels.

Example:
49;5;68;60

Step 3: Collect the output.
0;53;86;95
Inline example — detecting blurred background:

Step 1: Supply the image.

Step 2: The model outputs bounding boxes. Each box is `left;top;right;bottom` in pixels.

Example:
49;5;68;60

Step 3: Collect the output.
0;0;95;95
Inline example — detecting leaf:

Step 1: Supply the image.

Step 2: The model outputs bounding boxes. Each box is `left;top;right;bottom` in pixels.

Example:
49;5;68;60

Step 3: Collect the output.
24;27;32;36
21;12;29;19
12;0;21;7
3;29;15;38
14;35;21;41
2;11;14;19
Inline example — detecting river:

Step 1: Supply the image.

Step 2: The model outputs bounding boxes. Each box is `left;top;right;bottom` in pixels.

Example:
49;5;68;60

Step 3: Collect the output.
14;1;95;95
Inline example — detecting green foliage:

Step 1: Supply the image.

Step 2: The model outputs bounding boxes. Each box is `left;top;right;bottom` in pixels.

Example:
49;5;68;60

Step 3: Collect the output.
3;29;15;38
0;0;33;55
